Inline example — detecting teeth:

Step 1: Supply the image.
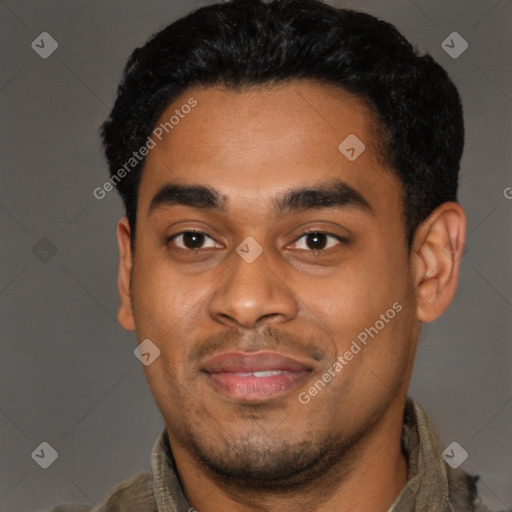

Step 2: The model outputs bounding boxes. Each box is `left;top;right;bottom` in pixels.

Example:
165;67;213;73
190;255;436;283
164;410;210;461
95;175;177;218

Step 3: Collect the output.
232;371;283;377
251;370;283;377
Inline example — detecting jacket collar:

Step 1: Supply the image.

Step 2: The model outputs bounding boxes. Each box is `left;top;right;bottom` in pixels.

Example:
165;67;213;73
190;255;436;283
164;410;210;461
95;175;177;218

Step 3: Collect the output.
388;397;477;511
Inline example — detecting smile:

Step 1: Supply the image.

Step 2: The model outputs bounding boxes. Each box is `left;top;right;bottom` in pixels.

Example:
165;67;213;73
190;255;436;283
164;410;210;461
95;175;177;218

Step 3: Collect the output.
200;351;314;402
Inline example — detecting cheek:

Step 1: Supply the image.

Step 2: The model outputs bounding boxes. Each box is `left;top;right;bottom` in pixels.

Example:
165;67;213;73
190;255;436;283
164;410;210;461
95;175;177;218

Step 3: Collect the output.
132;253;208;334
308;248;410;354
130;262;211;392
299;262;399;329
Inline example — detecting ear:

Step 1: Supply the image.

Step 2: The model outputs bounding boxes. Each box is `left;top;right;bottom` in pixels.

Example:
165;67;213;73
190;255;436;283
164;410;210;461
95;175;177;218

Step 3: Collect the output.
116;217;136;331
411;202;467;323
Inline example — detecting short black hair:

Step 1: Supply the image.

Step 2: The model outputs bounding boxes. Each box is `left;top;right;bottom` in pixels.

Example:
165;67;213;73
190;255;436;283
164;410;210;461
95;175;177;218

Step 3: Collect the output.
100;0;464;250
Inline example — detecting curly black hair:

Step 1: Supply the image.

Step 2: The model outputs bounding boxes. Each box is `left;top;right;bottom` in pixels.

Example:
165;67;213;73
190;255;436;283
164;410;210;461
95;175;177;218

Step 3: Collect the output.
100;0;464;251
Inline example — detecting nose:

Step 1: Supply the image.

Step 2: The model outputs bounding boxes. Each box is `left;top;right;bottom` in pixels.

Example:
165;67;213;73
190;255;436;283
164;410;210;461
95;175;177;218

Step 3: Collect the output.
208;245;298;329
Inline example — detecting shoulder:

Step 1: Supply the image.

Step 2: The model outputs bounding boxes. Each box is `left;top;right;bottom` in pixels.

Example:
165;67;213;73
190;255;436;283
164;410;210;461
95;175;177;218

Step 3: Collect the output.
48;471;154;512
47;506;93;512
90;471;155;512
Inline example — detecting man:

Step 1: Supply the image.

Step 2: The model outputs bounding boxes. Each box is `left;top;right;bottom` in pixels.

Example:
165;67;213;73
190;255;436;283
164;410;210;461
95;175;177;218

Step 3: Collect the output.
51;0;489;510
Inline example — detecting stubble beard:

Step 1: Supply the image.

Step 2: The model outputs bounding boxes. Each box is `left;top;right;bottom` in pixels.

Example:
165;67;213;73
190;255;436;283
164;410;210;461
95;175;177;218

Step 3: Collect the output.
167;398;389;498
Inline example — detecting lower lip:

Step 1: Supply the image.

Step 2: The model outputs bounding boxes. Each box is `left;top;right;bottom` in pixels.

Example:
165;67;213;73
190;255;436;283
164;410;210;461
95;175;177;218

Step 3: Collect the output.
204;370;311;401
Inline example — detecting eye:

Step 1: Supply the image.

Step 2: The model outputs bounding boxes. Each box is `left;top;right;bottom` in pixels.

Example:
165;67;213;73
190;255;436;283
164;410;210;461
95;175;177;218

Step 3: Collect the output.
167;231;221;251
289;231;345;252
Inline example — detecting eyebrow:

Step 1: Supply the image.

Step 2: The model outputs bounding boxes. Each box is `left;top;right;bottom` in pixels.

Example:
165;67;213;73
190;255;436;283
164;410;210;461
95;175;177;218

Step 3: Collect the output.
149;183;224;214
148;179;372;217
275;179;372;216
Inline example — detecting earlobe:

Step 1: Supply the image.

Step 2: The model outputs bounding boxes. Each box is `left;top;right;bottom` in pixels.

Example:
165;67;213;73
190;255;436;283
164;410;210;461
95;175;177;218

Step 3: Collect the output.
411;202;467;323
116;217;136;331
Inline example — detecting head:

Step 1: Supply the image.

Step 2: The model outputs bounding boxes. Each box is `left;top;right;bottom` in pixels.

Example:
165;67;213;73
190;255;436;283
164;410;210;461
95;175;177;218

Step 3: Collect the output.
101;0;466;493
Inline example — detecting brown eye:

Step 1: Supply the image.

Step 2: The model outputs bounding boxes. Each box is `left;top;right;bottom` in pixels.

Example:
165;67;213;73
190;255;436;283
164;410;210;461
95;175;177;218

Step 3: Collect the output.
291;231;344;251
181;232;206;249
168;231;220;251
305;232;328;250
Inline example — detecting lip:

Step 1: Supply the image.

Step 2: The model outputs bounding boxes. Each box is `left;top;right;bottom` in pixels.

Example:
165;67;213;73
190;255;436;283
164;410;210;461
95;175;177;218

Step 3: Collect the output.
201;351;314;401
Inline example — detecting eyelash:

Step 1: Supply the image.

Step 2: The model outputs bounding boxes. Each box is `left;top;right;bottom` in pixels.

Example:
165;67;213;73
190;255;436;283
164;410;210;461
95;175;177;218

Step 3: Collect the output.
166;230;347;255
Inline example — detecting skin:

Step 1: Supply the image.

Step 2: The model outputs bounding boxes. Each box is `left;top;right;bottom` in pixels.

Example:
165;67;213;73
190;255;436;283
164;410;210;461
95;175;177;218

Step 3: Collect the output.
115;80;466;511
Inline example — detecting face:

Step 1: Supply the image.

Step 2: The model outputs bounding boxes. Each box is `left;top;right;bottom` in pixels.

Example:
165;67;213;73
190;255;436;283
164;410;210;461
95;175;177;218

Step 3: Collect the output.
119;81;422;487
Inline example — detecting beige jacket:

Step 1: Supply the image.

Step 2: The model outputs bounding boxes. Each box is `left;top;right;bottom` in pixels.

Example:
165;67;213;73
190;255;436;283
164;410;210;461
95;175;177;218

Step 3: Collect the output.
50;397;490;512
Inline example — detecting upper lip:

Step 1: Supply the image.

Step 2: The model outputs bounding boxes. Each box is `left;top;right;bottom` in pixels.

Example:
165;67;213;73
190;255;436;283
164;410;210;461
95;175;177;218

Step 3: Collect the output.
201;351;314;373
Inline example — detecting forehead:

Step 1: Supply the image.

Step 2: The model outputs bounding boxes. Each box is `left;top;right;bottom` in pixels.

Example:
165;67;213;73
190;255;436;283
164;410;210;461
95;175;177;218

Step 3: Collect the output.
138;80;401;215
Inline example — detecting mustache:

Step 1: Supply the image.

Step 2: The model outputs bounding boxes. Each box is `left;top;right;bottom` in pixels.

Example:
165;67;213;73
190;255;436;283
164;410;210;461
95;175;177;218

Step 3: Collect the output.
187;325;327;366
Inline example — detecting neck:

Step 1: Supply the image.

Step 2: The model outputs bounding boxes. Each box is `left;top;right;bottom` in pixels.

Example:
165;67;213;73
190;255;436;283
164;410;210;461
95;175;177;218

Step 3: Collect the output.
169;398;409;512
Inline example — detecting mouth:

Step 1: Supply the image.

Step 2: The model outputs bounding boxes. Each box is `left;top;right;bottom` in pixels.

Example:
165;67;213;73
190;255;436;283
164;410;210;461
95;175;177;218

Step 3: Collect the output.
200;351;315;402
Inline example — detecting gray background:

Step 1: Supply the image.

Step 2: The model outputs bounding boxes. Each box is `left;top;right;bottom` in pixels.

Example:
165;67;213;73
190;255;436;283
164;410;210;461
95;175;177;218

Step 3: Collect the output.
0;0;510;510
